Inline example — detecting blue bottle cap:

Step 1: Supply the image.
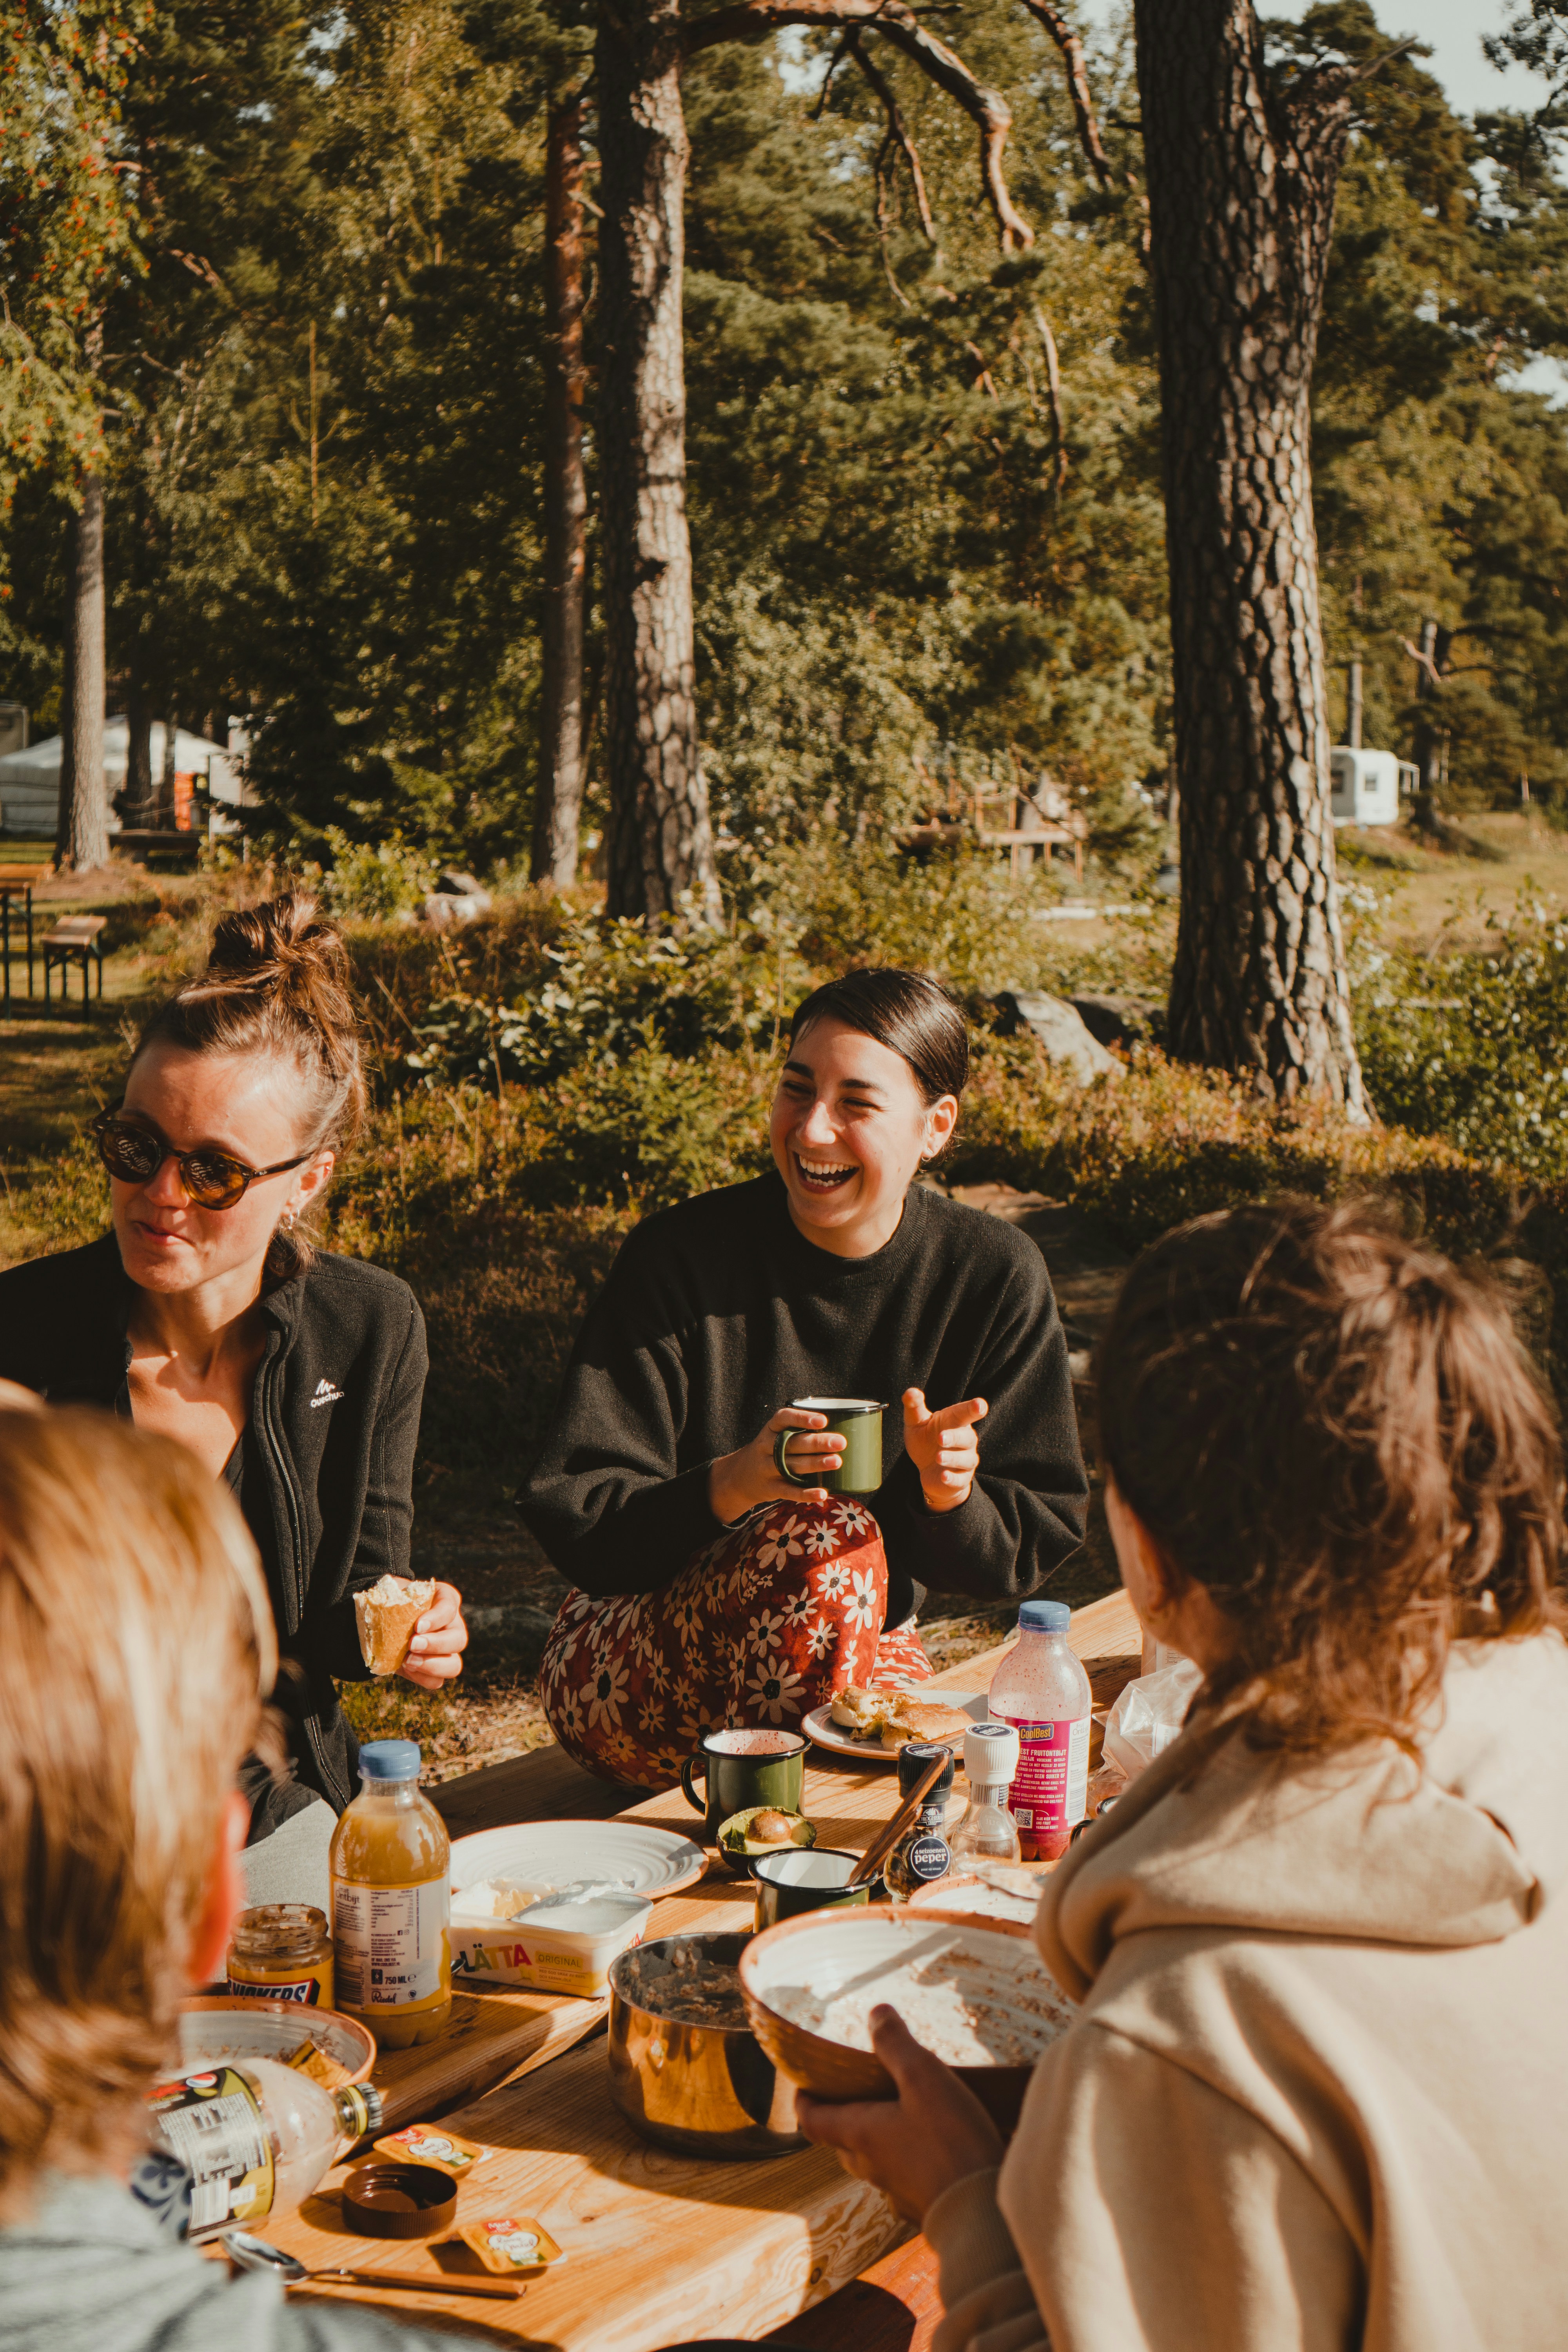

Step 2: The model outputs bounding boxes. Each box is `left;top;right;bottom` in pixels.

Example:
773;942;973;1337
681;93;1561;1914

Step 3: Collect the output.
358;1739;422;1781
1017;1599;1071;1633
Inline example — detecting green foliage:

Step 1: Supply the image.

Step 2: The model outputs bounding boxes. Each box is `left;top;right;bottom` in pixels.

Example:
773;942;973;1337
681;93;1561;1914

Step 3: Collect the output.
318;828;433;922
0;0;148;506
404;912;797;1086
1355;904;1568;1178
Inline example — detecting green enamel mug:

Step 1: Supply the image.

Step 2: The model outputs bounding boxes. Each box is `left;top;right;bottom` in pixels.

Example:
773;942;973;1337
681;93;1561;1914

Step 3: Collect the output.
772;1397;887;1497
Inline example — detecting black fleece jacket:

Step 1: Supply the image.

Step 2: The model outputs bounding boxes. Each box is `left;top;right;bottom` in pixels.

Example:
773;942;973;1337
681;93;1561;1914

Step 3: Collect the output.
0;1233;427;1826
520;1174;1088;1628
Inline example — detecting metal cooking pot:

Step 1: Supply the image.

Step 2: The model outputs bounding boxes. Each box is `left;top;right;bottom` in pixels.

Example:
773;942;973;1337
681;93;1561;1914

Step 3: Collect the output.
607;1930;804;2160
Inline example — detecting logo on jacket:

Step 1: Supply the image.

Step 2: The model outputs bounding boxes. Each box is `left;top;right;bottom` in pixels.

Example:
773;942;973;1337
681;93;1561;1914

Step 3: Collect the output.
310;1378;345;1408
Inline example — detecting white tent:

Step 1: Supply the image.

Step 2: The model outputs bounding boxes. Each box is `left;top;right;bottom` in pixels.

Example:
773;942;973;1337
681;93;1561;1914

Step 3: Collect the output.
0;718;252;837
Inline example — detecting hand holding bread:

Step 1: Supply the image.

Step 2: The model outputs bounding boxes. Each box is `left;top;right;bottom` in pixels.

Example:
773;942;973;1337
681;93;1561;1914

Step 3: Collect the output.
354;1574;468;1689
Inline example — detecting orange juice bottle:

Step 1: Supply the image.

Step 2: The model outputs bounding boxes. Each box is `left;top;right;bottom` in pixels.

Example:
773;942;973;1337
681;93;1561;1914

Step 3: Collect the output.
330;1740;452;2048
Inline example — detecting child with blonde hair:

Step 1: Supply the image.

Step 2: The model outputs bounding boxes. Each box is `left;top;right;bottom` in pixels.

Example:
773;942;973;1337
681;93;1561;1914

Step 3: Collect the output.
0;1394;482;2351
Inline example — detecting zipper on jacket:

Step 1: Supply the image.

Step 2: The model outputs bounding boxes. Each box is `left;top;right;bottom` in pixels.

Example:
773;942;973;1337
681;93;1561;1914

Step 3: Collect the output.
258;1345;352;1812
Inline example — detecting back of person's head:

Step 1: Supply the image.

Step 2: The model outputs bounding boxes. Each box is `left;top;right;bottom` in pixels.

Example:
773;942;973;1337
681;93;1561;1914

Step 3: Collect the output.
788;969;969;1105
0;1404;275;2216
132;890;365;1272
1097;1198;1565;1756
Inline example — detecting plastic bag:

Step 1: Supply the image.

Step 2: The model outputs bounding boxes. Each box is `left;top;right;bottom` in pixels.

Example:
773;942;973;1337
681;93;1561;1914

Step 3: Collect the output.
1102;1656;1203;1780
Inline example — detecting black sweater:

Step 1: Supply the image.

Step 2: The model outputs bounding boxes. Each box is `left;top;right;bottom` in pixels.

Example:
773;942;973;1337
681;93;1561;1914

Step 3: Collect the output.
0;1233;427;1824
520;1175;1087;1627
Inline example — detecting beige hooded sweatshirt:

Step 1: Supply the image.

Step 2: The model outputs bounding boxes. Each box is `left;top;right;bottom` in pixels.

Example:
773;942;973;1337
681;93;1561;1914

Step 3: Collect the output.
924;1633;1568;2352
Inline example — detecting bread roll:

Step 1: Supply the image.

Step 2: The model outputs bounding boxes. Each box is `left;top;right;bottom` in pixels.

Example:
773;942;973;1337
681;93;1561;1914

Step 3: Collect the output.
354;1573;436;1676
878;1695;974;1751
829;1684;893;1733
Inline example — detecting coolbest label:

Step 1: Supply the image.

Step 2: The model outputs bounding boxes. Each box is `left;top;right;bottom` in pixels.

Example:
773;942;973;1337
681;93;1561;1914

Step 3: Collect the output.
333;1877;449;2009
146;2065;275;2239
996;1712;1091;1857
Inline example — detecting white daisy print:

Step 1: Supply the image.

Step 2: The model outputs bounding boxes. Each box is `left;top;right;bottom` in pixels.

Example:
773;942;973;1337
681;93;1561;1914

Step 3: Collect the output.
586;1657;630;1732
816;1561;852;1601
848;1568;880;1632
746;1652;806;1723
806;1616;838;1661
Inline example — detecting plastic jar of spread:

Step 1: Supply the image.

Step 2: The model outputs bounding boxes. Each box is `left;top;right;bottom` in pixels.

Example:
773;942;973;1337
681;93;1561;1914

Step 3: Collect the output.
330;1739;452;2048
226;1905;335;2010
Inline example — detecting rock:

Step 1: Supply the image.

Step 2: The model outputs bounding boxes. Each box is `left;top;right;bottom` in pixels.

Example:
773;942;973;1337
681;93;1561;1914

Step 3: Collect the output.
437;867;491;904
420;890;490;928
993;990;1122;1085
1070;993;1161;1050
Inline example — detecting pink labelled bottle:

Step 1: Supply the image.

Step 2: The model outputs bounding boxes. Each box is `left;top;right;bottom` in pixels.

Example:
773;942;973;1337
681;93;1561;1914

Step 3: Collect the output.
988;1599;1093;1861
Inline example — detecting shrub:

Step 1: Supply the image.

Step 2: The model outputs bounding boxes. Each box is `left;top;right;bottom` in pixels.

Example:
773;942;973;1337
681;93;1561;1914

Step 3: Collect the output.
1355;907;1568;1182
402;915;805;1089
320;827;434;922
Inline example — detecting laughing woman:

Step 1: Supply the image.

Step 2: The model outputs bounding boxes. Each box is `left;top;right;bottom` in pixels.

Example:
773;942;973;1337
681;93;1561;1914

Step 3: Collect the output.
522;968;1088;1788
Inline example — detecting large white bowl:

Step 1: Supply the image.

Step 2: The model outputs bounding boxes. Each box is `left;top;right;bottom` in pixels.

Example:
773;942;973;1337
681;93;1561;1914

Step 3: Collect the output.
739;1906;1074;2132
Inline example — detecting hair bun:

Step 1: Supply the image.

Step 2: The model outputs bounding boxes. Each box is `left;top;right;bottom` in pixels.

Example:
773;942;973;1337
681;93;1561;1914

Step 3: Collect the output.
205;890;351;995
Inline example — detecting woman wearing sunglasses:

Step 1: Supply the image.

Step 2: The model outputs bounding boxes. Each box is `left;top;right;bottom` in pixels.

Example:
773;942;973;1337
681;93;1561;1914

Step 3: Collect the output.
0;891;467;1900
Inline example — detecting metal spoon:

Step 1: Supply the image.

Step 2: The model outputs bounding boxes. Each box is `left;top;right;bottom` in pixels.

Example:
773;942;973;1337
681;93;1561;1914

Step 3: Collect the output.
221;2230;524;2301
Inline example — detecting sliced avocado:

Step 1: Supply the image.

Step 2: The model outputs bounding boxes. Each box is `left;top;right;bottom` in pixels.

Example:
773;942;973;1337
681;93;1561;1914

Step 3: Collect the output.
717;1806;818;1871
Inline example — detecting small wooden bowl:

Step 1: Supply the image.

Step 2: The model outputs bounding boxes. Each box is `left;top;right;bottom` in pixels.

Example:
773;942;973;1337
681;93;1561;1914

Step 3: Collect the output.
342;2161;457;2237
738;1905;1072;2136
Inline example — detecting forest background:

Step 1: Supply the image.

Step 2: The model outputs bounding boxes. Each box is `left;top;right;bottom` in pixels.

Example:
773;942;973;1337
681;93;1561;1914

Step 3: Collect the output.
9;0;1568;858
10;0;1568;1769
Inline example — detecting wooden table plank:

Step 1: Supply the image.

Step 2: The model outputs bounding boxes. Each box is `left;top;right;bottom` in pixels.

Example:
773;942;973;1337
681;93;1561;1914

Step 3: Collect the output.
265;2037;902;2350
368;1983;609;2134
766;2233;942;2352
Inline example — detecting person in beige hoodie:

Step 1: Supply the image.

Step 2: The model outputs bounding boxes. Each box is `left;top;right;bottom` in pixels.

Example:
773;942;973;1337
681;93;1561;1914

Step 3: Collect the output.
799;1199;1568;2352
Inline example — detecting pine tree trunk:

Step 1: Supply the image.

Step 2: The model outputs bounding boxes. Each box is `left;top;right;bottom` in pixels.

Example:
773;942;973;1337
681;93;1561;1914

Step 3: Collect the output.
533;92;589;889
56;473;110;872
597;0;722;924
1135;0;1365;1113
126;661;154;814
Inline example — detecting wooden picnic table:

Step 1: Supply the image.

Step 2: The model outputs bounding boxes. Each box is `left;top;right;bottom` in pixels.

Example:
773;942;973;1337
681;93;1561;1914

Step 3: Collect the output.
257;1587;1141;2347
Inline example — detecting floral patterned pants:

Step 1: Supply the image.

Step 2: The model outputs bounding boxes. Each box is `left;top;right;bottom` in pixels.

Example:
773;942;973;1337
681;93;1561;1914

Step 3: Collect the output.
538;1499;934;1790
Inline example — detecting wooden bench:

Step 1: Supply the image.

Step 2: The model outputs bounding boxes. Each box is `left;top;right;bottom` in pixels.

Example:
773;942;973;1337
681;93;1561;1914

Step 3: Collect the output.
41;914;107;1015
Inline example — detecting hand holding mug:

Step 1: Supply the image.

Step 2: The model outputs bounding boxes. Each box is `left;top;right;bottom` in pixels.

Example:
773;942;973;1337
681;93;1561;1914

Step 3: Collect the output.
708;1408;844;1524
903;1388;987;1514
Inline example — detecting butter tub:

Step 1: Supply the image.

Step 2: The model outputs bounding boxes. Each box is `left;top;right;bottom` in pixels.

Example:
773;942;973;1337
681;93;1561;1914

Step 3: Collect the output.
450;1891;652;1994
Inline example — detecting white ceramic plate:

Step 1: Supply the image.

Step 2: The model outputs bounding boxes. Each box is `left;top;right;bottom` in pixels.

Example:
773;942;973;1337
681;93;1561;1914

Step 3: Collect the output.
448;1819;707;1918
802;1691;988;1764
